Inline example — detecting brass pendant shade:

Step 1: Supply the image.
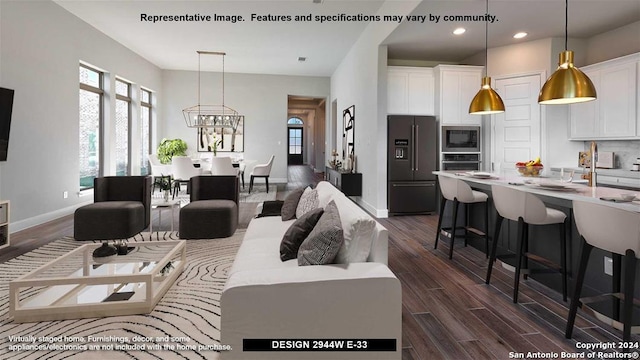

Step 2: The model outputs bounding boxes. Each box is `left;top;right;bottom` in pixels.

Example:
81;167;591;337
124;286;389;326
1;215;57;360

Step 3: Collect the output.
538;50;597;105
469;76;505;115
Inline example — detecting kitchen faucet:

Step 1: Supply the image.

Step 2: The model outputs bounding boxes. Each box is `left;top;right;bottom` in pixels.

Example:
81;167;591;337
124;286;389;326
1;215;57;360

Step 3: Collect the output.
588;141;597;187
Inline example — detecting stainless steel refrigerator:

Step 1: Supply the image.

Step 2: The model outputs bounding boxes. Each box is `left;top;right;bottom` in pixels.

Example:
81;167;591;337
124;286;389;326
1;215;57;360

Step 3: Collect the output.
388;115;437;215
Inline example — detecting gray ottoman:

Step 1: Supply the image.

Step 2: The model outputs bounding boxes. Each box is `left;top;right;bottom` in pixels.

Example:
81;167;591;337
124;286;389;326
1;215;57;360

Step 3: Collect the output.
74;201;145;240
179;199;238;239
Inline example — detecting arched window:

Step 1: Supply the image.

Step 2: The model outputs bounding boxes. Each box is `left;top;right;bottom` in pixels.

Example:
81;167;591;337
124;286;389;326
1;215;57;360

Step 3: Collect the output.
287;117;303;125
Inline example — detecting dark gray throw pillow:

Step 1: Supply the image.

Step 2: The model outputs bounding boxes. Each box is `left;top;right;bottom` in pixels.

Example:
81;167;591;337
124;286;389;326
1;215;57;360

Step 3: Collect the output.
281;187;306;221
298;200;344;266
280;208;324;261
257;200;284;218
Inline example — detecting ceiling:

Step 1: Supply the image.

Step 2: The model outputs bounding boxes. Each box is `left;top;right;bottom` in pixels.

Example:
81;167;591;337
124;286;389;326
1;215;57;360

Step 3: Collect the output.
54;0;640;76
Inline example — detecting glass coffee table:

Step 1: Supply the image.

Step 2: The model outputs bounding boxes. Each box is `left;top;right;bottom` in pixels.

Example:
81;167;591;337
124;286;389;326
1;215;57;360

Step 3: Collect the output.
9;240;185;323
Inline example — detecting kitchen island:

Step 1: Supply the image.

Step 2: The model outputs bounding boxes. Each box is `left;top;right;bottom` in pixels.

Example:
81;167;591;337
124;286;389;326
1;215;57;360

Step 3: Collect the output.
433;170;640;324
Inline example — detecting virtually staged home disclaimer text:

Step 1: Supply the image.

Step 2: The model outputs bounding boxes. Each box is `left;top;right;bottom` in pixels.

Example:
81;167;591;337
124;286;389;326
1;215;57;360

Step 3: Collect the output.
139;13;498;24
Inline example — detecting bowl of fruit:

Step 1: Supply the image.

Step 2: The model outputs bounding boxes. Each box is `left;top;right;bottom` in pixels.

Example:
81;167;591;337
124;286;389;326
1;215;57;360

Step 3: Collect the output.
516;158;544;177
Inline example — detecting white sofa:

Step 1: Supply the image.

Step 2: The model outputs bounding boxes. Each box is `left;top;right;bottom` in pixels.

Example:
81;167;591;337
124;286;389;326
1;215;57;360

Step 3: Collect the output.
221;181;402;360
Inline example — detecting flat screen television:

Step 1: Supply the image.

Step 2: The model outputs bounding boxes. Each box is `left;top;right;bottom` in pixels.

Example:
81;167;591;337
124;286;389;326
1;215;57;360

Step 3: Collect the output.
0;87;14;161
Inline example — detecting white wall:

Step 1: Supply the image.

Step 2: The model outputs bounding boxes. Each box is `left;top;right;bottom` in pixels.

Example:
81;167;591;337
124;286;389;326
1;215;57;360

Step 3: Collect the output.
586;21;640;65
161;70;329;182
330;0;421;217
0;0;162;230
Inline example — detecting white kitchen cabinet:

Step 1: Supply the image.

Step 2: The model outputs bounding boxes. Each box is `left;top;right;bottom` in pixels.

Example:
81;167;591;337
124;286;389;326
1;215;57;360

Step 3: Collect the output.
435;65;483;125
569;53;639;140
387;67;434;115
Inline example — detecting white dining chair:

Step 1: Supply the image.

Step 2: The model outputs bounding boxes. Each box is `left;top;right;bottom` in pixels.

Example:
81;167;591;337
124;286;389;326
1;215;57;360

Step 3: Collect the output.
148;153;172;192
249;155;275;193
210;157;240;176
487;185;568;303
171;156;201;199
566;200;640;341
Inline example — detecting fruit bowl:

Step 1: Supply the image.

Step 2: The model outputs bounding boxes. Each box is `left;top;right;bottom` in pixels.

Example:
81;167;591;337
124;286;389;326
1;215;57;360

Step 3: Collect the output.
516;165;544;177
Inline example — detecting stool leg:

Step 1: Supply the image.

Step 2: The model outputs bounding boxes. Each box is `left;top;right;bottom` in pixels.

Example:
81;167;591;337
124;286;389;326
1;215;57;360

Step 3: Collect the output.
560;220;568;302
449;199;460;260
523;223;529;281
434;195;446;250
513;217;525;303
565;237;593;338
623;249;636;342
486;215;504;284
464;204;469;247
484;201;490;258
249;176;254;194
266;176;269;193
613;253;622;322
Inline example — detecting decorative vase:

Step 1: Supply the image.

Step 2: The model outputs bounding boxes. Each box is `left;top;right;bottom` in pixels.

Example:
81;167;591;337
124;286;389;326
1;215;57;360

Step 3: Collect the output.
163;189;170;202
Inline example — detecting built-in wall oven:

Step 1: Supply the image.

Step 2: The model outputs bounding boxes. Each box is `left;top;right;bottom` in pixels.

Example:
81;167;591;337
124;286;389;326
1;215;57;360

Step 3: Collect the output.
442;126;481;153
441;153;481;171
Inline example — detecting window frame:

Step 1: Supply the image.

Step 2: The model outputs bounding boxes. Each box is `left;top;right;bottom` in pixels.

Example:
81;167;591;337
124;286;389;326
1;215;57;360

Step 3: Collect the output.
79;63;104;191
115;78;132;176
140;88;152;176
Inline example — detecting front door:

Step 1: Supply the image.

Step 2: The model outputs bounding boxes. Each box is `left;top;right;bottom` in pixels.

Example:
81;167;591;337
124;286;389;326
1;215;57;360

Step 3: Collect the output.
493;74;542;173
287;127;303;165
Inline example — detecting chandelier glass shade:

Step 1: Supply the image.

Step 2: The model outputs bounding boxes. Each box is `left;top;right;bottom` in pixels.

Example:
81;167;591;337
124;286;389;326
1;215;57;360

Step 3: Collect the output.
469;0;505;115
538;0;596;105
182;51;242;129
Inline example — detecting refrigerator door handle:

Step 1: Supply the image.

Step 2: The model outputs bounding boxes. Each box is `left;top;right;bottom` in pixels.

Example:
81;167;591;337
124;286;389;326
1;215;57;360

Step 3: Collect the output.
414;124;419;171
392;183;435;187
410;124;415;171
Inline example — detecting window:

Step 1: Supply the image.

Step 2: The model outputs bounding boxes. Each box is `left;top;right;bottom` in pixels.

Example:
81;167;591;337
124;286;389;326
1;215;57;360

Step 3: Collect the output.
79;65;103;190
288;128;302;154
115;79;131;176
140;89;152;176
287;117;303;125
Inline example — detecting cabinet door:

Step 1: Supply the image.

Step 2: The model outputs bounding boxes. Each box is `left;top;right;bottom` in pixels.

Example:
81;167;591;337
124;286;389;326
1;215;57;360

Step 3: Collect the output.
408;72;435;115
440;72;460;124
459;72;482;125
387;70;409;114
569;68;599;139
599;62;637;137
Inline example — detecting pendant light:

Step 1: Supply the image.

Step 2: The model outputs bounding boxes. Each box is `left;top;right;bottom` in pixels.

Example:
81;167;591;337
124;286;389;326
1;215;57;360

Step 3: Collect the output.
469;0;505;115
538;0;596;105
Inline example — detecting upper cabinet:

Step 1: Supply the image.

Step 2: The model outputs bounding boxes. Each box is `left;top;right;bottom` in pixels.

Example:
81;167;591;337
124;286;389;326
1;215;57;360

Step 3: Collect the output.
435;65;483;126
387;66;435;116
569;53;639;140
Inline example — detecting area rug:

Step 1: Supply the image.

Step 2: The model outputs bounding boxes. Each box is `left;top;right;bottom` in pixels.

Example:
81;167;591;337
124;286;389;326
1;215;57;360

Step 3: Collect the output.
0;231;243;359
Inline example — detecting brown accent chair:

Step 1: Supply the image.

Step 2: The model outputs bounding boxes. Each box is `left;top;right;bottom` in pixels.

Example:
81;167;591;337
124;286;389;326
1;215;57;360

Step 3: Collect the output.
179;175;239;239
74;176;152;240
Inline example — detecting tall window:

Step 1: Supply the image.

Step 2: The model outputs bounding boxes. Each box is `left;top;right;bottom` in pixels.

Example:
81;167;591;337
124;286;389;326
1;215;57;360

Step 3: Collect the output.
140;89;152;176
115;79;131;176
79;65;103;190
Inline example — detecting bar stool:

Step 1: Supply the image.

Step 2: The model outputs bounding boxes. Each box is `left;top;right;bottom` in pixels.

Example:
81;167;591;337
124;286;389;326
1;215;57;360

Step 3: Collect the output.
486;185;568;303
566;200;640;341
435;176;489;260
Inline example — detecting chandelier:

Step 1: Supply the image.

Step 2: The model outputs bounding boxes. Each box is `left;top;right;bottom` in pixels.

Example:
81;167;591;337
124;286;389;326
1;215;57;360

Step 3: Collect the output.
183;51;242;129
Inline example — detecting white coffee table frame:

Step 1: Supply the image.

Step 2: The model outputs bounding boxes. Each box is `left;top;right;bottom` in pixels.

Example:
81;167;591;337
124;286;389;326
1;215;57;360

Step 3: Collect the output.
9;240;186;323
150;199;181;233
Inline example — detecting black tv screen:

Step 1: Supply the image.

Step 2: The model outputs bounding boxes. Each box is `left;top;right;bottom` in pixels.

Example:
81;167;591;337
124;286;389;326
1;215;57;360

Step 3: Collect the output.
0;87;14;161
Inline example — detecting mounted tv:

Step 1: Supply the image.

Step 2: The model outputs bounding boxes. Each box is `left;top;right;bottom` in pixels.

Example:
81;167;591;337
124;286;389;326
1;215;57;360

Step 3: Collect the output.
0;87;14;161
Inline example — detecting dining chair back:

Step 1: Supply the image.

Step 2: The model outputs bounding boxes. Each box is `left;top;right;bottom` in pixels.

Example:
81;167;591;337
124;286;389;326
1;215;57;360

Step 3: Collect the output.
210;157;239;176
171;156;201;181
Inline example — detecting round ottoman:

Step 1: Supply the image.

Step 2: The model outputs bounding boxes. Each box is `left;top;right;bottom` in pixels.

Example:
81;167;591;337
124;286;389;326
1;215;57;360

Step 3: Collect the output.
179;199;238;239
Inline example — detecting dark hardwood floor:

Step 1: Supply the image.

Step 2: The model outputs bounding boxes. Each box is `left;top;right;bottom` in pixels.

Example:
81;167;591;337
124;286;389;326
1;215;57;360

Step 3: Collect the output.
1;164;633;359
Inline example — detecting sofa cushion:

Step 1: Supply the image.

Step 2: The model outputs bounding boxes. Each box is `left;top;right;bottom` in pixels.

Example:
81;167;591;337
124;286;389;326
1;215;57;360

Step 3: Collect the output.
280;208;324;261
281;187;305;221
296;187;319;219
298;200;344;266
333;196;377;264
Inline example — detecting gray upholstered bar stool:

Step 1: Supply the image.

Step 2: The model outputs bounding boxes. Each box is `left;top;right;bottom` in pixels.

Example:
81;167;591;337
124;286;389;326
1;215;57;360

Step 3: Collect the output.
486;185;568;303
566;200;640;341
435;176;489;260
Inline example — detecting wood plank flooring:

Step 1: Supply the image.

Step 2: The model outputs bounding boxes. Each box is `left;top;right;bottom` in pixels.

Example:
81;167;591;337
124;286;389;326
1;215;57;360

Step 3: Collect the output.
1;164;635;359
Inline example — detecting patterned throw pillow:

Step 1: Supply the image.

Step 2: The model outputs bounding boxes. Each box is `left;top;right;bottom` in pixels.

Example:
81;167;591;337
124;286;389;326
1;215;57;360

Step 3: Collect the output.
295;187;319;219
298;201;344;266
280;208;324;261
281;187;305;221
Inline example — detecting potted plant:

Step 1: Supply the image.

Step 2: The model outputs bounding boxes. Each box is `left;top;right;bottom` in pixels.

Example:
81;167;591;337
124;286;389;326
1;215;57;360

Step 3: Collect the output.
158;175;172;202
157;138;188;164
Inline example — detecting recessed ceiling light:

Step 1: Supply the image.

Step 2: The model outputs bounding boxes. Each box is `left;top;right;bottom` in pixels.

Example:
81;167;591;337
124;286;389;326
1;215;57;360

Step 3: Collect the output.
298;57;307;62
453;28;466;35
513;32;528;39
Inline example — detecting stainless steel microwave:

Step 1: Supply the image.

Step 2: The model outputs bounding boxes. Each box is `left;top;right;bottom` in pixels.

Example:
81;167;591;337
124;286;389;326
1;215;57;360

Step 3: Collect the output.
441;126;481;152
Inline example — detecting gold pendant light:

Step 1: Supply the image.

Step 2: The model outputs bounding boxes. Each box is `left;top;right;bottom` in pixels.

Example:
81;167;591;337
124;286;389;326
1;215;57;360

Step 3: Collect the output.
469;0;505;115
538;0;596;105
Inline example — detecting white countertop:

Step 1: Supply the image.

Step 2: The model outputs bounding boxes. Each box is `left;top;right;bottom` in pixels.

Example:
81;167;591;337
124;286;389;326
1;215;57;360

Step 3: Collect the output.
434;171;640;213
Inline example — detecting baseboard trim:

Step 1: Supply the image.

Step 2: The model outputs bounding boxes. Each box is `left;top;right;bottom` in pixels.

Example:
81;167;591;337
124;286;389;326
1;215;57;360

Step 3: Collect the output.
10;201;91;233
353;197;389;219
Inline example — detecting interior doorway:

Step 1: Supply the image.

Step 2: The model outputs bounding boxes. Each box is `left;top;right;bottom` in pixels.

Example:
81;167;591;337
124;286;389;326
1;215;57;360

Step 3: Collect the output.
286;95;326;171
